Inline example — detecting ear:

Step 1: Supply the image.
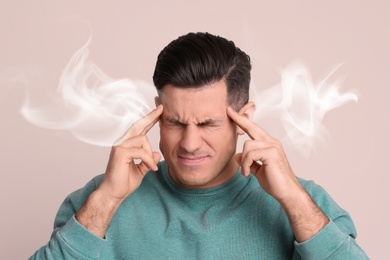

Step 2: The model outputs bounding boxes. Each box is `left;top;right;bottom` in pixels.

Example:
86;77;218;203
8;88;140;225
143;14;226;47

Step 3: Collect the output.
154;96;161;107
237;101;256;135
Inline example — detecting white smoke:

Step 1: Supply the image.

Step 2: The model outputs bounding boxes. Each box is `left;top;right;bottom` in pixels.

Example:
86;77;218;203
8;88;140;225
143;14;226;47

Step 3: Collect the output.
19;40;358;154
20;38;155;146
252;61;358;156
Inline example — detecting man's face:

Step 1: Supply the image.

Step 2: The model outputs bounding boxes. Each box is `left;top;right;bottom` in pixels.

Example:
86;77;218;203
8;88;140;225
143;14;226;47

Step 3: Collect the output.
158;81;239;189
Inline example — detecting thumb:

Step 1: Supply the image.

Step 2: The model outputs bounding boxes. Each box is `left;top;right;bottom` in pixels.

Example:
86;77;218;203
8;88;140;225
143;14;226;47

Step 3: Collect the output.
234;153;243;165
153;152;161;167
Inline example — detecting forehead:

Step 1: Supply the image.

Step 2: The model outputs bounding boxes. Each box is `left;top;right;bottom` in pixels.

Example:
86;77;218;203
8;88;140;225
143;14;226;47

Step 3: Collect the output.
159;81;228;120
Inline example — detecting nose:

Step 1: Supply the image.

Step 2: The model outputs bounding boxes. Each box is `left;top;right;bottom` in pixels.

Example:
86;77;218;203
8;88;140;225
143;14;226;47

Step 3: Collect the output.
180;124;202;152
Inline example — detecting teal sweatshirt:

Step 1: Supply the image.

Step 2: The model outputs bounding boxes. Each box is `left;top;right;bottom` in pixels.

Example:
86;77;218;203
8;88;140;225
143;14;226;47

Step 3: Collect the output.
31;161;368;259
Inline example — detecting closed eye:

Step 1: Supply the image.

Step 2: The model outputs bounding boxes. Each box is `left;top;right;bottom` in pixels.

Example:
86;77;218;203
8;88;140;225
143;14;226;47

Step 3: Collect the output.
198;122;213;127
197;120;223;128
164;117;223;128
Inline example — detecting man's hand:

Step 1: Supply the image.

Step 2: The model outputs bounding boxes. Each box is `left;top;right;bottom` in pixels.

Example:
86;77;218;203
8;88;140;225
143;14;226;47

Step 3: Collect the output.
226;106;301;202
98;104;163;203
227;106;329;242
76;105;163;238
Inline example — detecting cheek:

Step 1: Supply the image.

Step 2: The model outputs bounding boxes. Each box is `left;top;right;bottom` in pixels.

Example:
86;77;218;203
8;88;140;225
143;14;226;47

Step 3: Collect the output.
160;127;181;147
204;127;237;147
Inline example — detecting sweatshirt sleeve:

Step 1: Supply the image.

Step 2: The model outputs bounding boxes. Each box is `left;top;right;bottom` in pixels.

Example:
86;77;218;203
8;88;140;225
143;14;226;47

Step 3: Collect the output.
29;175;106;260
293;180;369;259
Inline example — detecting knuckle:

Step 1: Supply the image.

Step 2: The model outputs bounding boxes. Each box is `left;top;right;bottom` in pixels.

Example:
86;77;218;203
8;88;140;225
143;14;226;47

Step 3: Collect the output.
243;140;254;150
246;149;256;158
109;146;126;159
269;146;282;158
273;139;282;147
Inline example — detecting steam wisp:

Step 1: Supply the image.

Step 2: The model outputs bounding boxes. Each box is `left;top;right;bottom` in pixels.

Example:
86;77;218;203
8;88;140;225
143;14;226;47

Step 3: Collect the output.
252;61;358;156
20;39;155;146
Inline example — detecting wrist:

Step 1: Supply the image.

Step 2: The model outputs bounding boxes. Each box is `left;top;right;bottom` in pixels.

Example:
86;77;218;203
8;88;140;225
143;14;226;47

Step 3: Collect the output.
278;187;329;242
277;185;308;210
76;189;123;238
94;185;127;207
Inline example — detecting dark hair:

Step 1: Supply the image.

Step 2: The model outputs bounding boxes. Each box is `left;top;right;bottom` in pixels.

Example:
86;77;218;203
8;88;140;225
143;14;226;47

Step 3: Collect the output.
152;32;251;110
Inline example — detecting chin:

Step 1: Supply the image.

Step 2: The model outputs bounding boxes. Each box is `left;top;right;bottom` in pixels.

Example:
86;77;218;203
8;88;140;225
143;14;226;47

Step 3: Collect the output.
173;170;215;189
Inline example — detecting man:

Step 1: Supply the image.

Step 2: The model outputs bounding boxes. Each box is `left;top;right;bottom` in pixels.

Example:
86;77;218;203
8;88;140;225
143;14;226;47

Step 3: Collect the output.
31;32;368;259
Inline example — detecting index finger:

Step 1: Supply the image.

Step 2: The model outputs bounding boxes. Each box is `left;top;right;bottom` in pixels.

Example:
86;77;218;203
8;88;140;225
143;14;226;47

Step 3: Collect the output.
126;105;163;138
226;106;269;140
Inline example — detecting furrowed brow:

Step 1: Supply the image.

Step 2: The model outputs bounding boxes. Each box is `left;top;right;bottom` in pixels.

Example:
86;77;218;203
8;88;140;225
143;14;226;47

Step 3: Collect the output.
166;117;187;126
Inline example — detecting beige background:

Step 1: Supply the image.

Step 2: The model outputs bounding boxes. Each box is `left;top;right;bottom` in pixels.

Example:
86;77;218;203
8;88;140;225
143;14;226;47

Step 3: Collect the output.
1;1;389;259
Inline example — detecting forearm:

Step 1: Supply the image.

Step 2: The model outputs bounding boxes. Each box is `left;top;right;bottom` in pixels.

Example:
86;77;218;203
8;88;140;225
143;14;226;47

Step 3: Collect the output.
279;187;329;243
75;189;123;238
